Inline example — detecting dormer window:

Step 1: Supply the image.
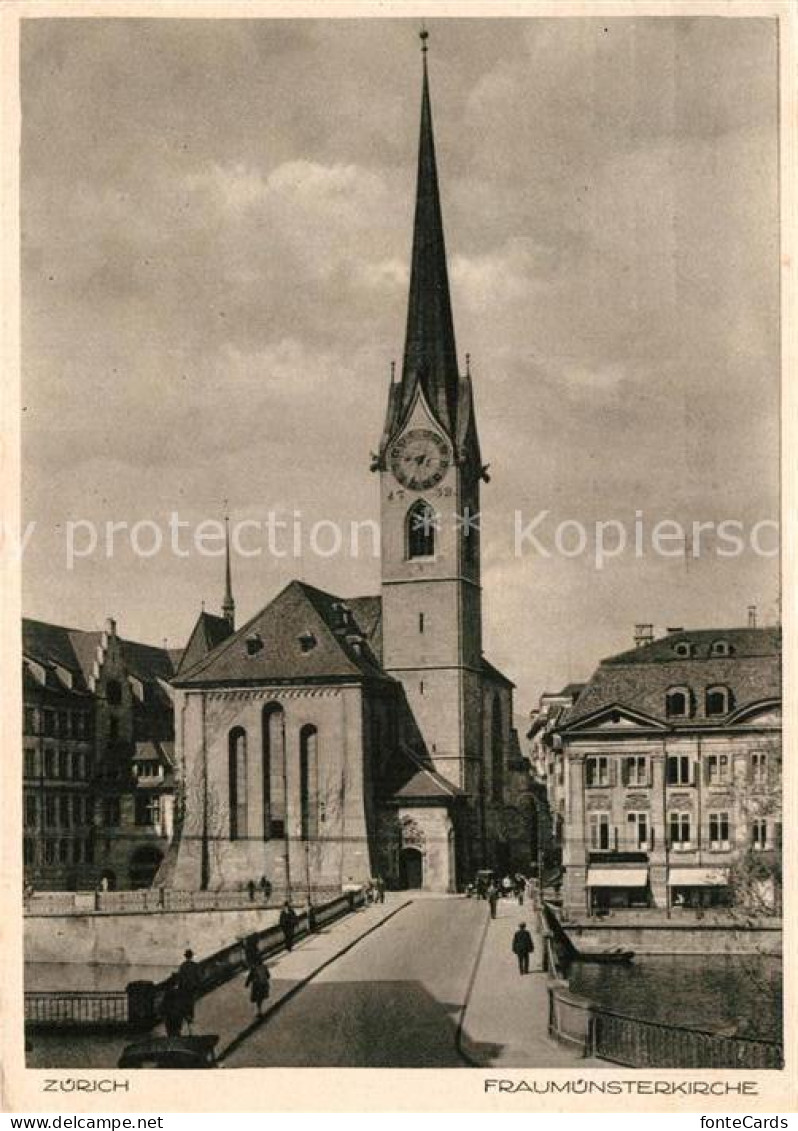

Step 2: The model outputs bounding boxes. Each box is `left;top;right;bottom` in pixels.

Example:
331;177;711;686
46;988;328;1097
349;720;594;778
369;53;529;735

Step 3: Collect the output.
710;640;732;657
705;685;732;716
665;687;691;718
673;641;693;659
298;632;317;653
246;633;264;656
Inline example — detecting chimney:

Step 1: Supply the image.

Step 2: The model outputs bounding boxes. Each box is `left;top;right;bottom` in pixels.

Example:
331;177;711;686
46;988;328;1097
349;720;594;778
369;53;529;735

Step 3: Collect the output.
104;617;117;637
748;605;757;629
666;626;684;636
634;624;654;648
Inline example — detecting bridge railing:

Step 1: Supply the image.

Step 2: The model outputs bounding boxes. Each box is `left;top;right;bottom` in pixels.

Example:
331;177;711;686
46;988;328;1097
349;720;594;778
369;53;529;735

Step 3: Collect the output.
546;983;783;1069
25;885;346;916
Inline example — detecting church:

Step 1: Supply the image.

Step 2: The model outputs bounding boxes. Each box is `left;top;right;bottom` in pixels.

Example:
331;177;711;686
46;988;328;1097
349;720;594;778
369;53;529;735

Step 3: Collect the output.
168;38;531;895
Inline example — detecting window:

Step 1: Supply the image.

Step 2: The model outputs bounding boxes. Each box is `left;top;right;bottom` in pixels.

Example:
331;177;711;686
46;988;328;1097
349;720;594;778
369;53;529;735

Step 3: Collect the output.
669;811;692;850
24;707;36;735
666;755;693;786
44;796;56;828
705;686;731;717
24;794;37;828
73;796;84;825
102;797;120;827
298;632;316;653
585;756;610;787
589;812;612;851
751;819;769;851
72;840;83;864
43;711;55;737
228;728;248;841
58;750;69;778
109;718;119;742
59;796;71;828
43;840;56;865
71;752;82;779
135;795;160;827
106;680;122;706
23;838;35;866
57;711;68;737
706;754;729;785
85;796;95;825
709;812;730;850
419;612;425;634
406;500;437;559
263;704;286;840
45;749;56;778
751;750;769;785
627;811;649;850
300;725;319;842
58;839;69;864
246;633;264;656
711;640;732;657
673;642;693;658
623;756;648;787
24;748;36;778
665;688;690;718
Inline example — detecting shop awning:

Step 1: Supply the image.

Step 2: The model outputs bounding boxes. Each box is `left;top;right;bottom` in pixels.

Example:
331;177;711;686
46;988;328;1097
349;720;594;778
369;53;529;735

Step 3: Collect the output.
668;867;729;887
586;867;649;888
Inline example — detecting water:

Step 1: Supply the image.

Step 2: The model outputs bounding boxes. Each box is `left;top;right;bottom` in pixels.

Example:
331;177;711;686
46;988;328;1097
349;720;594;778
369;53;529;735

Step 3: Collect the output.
568;954;782;1042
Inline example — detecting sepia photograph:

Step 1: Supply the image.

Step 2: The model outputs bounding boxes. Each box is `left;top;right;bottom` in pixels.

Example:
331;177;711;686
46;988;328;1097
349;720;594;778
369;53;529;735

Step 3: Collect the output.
3;0;791;1108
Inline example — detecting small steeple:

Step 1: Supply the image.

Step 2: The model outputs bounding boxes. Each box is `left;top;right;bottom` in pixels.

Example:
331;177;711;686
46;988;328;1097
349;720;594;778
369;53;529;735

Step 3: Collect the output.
222;510;235;629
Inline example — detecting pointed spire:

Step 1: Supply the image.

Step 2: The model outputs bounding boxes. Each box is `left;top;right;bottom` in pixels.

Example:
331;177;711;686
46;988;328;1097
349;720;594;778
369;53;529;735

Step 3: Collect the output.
398;28;460;438
222;510;235;629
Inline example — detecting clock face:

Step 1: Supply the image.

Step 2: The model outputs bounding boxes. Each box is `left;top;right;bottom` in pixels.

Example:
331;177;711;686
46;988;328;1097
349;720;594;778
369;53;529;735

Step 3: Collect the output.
389;429;451;490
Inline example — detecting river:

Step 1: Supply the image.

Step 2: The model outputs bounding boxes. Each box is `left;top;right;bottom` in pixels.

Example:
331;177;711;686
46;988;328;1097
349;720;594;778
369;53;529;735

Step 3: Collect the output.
568;954;782;1041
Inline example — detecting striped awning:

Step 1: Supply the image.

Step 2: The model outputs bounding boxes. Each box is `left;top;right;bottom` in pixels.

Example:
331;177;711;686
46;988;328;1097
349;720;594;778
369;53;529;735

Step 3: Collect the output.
586;867;649;888
668;867;729;887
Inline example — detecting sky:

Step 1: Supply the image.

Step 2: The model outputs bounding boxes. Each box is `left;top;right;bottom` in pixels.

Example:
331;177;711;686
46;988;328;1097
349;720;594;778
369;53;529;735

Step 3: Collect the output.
20;15;780;713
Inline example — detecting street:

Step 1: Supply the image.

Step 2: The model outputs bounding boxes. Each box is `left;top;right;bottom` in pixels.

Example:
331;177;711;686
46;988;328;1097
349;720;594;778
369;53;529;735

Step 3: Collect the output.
223;897;487;1067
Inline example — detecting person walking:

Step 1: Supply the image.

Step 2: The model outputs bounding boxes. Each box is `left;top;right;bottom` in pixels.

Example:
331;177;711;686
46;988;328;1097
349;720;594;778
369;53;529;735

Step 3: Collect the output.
247;879;256;902
279;901;299;952
244;959;271;1018
375;875;385;904
511;921;534;975
487;884;499;920
177;948;202;1032
259;876;271;903
162;974;186;1038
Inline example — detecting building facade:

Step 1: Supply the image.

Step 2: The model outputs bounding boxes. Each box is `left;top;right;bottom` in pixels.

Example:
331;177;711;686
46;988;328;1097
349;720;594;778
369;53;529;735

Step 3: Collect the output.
553;627;781;918
22;617;178;890
167;43;528;895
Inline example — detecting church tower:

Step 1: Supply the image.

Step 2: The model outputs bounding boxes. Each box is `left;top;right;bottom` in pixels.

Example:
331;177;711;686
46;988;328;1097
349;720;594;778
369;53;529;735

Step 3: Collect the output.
376;33;487;797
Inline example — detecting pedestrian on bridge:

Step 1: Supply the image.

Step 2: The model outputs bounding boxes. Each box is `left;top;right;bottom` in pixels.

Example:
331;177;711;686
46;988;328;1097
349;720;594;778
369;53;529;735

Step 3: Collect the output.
279;901;299;952
512;922;534;975
488;884;499;920
177;948;202;1032
244;959;271;1018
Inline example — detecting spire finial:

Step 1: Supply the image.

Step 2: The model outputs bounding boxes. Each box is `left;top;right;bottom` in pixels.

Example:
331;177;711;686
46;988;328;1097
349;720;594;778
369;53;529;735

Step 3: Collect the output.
465;352;471;378
420;24;429;54
222;503;235;630
390;359;396;382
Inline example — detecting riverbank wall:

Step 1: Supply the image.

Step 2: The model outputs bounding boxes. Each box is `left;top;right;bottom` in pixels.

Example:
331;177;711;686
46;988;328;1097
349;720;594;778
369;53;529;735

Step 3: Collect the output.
563;917;782;956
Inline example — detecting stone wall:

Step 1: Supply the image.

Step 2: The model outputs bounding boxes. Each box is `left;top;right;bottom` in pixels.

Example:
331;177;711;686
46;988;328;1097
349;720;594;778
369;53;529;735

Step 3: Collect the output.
24;906;280;967
563;918;782;956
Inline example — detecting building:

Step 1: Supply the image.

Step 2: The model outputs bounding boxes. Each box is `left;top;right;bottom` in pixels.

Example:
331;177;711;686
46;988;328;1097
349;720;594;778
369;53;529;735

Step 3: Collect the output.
526;684;585;876
167;39;528;895
22;616;179;890
553;626;782;918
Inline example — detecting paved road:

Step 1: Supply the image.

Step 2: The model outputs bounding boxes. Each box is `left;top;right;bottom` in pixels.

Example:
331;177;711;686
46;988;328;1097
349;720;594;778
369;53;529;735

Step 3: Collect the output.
223;898;488;1067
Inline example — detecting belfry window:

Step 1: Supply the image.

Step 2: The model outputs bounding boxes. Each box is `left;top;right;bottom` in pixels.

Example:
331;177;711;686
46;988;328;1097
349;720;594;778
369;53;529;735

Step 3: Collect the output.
407;501;437;560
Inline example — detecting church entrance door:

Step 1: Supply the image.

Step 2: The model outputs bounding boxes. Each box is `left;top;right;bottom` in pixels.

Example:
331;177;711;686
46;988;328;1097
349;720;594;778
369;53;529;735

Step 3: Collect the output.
399;847;424;890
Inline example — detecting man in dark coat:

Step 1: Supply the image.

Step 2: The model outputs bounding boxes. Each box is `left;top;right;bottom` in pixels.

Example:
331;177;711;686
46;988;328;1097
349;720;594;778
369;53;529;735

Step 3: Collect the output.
177;948;202;1031
511;921;534;975
487;884;499;920
279;901;299;952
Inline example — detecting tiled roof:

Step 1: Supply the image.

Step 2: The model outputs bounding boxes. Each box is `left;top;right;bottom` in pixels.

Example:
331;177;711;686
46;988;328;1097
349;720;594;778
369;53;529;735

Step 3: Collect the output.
562;626;781;730
345;596;383;662
22;618;179;691
389;746;465;801
177;612;234;675
174;580;392;687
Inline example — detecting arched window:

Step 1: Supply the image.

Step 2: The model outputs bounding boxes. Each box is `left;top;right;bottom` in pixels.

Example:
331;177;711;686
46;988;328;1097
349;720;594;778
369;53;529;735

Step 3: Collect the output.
262;704;286;839
705;685;732;716
491;694;504;803
228;727;247;841
711;640;732;657
406;500;437;560
300;725;319;842
665;687;690;718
